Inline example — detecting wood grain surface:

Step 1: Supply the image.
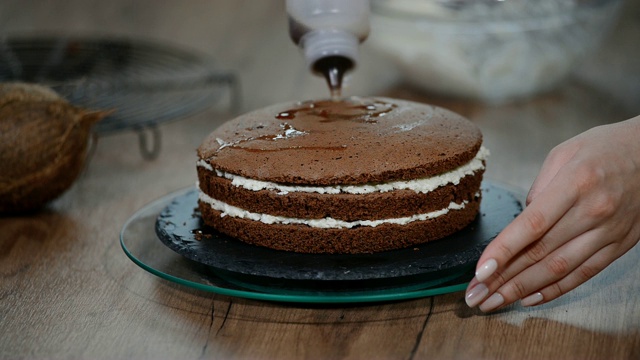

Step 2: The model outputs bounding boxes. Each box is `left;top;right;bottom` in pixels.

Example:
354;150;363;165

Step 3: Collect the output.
1;0;639;359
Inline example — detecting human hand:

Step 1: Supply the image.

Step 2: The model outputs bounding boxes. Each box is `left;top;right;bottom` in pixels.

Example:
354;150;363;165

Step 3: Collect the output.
465;115;640;312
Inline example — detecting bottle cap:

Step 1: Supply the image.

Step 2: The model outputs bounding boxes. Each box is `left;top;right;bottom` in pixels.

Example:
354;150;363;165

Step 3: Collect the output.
300;29;359;70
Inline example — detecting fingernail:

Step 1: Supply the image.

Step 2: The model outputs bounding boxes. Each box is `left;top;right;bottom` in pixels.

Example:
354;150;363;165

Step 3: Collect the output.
479;292;504;312
521;292;544;307
465;283;489;308
476;258;498;282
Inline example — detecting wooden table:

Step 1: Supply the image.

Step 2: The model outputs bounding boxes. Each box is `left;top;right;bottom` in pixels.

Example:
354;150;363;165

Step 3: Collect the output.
1;1;639;358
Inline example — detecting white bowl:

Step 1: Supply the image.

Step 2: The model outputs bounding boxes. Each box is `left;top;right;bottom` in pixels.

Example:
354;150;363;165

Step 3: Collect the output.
369;0;623;102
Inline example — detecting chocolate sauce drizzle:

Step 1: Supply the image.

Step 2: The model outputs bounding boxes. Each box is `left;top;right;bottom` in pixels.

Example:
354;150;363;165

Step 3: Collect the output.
216;98;398;154
276;97;397;123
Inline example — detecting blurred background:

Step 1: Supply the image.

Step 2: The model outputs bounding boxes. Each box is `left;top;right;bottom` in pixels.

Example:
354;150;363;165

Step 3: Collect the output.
1;0;637;111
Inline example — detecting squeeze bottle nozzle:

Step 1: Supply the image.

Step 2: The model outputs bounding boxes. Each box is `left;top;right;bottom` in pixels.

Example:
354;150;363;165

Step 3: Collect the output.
286;0;370;98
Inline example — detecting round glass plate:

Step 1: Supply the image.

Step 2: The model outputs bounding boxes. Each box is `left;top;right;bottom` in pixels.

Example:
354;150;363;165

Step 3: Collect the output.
120;182;522;303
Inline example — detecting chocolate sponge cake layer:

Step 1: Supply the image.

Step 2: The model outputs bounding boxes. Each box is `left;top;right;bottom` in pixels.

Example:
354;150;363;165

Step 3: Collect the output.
197;97;482;185
198;196;481;254
197;166;483;222
196;97;487;254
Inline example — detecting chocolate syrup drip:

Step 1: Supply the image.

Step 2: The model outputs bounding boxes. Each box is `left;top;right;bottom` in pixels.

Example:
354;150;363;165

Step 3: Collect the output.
218;122;347;153
276;98;397;123
235;145;348;153
217;99;398;154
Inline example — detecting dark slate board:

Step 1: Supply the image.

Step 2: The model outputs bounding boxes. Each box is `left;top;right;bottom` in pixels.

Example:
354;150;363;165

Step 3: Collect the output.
155;182;521;290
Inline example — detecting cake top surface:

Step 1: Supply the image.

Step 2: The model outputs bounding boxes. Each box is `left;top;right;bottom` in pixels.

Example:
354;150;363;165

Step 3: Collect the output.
198;97;482;185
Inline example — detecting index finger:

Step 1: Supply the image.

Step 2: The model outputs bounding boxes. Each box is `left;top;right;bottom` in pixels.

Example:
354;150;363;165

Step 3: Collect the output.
475;173;579;282
526;141;580;205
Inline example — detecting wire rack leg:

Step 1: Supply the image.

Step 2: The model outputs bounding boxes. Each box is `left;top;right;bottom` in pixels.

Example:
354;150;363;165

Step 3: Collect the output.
135;125;162;161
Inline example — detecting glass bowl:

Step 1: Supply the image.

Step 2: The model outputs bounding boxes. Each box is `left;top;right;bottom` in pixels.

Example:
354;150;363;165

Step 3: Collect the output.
369;0;623;102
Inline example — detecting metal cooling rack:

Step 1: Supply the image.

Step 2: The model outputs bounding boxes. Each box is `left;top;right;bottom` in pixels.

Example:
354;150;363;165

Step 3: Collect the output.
0;37;240;160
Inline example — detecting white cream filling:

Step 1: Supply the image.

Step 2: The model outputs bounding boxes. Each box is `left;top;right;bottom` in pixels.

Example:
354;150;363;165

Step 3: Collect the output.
197;146;489;195
198;191;472;229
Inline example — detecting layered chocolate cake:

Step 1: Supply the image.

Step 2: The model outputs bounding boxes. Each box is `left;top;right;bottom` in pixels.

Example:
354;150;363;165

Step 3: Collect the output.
196;97;488;254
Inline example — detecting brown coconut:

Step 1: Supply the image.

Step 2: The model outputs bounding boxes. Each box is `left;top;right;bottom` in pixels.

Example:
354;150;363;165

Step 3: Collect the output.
0;82;109;214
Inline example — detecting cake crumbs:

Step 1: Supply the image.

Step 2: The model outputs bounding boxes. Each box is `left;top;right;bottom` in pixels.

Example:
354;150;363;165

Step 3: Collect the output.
193;230;212;241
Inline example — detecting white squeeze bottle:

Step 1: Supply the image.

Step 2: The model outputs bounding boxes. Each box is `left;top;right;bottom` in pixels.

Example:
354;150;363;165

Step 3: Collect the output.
286;0;370;98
